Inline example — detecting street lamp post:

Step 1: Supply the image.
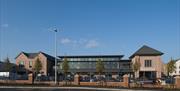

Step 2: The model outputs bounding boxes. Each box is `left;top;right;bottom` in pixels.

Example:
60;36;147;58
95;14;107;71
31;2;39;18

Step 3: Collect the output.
54;29;57;85
0;29;1;62
0;27;2;62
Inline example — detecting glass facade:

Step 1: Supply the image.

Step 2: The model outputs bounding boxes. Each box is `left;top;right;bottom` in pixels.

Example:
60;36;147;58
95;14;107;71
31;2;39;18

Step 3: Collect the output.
57;56;132;73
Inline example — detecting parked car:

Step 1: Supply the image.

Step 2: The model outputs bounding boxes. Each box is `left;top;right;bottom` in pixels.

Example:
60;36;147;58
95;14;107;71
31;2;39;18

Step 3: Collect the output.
35;75;49;81
165;76;175;84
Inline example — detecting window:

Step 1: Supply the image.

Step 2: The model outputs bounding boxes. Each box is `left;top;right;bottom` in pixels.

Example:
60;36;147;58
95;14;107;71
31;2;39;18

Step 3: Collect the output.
76;58;80;61
144;60;152;67
92;58;96;61
88;58;92;61
69;58;73;61
76;66;80;69
29;61;32;68
19;61;24;65
85;58;88;61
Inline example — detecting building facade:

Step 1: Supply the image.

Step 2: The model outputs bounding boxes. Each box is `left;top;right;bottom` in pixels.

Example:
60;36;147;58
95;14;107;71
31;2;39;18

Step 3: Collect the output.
15;52;55;76
171;59;180;76
57;55;132;80
14;45;164;81
130;45;164;80
0;62;3;72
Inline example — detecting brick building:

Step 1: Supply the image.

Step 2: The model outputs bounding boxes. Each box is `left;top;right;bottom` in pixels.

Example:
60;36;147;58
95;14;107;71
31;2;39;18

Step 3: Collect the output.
130;45;164;79
15;52;55;76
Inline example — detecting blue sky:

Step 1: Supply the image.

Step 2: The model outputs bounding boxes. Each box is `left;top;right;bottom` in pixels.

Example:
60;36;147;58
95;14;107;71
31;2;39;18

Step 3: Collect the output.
0;0;180;63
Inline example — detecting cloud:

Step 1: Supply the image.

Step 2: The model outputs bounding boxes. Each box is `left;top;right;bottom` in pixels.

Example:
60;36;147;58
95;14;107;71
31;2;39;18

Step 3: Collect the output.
60;38;71;44
85;40;99;48
60;38;99;48
1;24;8;28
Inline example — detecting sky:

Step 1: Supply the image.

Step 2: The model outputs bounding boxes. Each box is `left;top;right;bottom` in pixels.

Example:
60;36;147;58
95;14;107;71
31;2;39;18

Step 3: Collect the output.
0;0;180;63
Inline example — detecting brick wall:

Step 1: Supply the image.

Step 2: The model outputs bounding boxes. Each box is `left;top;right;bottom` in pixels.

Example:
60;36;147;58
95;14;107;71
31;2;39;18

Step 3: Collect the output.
175;76;180;88
0;74;129;88
0;74;33;84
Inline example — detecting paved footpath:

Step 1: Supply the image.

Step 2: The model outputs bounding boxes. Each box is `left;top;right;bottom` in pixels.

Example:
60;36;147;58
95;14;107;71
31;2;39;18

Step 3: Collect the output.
0;86;161;91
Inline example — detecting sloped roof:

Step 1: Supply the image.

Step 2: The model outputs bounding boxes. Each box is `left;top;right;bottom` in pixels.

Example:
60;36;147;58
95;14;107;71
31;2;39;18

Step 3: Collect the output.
0;61;16;72
15;52;38;59
130;45;163;58
23;52;39;59
175;58;180;62
40;52;55;61
15;52;55;62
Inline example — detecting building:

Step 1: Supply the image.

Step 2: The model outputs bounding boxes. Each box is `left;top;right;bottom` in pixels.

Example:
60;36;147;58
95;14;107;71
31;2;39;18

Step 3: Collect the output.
130;45;164;80
15;51;55;76
0;60;17;80
57;55;132;80
14;45;164;81
0;61;3;72
171;59;180;76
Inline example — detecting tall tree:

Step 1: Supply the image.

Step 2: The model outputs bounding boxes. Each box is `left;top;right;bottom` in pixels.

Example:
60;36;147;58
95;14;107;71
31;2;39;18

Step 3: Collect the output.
96;59;105;81
3;57;13;72
62;57;69;84
166;58;176;76
132;59;141;79
33;58;42;74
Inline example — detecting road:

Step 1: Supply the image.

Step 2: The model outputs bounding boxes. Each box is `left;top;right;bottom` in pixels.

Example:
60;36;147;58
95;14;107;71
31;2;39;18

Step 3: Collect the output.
0;86;163;91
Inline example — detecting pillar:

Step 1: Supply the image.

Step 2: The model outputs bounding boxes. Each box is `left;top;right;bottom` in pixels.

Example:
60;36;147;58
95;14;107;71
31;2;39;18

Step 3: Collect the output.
74;74;80;85
28;73;33;84
175;76;180;88
123;74;129;88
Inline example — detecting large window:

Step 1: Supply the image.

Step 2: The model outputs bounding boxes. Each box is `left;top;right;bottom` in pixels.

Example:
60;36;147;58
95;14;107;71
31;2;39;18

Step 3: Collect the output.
104;62;118;69
144;60;152;67
19;61;24;65
29;61;32;68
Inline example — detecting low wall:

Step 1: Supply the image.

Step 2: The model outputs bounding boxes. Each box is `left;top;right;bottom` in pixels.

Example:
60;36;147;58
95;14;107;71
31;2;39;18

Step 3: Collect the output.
0;74;33;85
175;76;180;88
106;82;125;87
0;80;32;84
80;82;97;86
0;74;129;88
34;81;76;86
34;81;54;85
0;80;127;88
79;82;126;87
33;81;126;87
